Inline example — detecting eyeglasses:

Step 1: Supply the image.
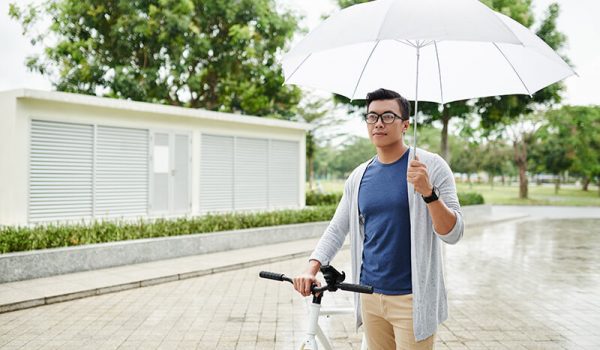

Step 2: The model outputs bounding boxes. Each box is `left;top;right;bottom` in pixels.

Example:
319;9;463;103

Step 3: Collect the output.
363;112;405;124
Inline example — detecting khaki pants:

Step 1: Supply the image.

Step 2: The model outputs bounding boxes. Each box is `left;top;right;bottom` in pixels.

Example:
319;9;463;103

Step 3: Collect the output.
360;293;435;350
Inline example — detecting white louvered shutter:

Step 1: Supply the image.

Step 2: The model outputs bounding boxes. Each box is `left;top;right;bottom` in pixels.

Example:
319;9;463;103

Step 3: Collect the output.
29;120;94;222
234;137;268;211
95;126;148;218
269;140;300;207
200;134;234;213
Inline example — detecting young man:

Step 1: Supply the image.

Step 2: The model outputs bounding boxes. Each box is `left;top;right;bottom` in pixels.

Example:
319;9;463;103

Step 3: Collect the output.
293;88;464;349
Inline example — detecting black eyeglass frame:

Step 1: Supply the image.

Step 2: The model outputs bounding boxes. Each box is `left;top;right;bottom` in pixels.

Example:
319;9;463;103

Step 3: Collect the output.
363;111;407;124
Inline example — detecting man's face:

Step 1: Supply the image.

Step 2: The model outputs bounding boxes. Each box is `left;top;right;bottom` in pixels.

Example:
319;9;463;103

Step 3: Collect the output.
366;99;409;148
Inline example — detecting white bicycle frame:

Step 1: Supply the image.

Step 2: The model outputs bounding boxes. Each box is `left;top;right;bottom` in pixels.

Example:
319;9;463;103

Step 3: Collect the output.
258;267;371;350
299;301;367;350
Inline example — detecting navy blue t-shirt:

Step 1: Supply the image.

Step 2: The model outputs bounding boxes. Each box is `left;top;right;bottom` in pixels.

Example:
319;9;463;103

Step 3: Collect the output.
358;152;412;295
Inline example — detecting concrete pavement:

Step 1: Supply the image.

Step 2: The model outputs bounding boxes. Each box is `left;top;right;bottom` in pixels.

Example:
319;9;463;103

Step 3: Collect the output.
0;206;599;349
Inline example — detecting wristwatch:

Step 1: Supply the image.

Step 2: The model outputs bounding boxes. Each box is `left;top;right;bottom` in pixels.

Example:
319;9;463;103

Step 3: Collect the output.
422;186;439;203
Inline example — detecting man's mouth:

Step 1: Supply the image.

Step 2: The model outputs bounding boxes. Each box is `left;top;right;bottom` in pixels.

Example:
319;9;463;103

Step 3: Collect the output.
373;132;387;136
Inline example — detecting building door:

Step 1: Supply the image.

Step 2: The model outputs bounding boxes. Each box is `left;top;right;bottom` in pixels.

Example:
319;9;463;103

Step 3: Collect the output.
150;131;191;216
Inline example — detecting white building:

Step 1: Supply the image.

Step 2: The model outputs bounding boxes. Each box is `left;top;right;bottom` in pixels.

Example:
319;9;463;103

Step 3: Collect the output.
0;89;309;226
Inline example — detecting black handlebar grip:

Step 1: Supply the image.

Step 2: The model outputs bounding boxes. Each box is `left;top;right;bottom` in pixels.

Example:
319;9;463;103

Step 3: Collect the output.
338;283;374;294
259;271;286;281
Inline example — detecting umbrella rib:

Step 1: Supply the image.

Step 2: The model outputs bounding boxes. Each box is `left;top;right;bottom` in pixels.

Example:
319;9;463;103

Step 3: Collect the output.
395;39;416;48
351;40;380;100
284;53;312;85
492;42;532;96
433;41;445;104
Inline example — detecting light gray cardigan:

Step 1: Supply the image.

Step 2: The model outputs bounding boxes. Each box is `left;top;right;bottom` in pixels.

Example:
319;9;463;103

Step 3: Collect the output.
309;147;464;341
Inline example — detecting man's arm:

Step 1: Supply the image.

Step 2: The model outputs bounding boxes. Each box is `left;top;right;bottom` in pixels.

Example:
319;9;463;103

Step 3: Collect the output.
408;154;464;242
424;193;456;235
293;175;353;296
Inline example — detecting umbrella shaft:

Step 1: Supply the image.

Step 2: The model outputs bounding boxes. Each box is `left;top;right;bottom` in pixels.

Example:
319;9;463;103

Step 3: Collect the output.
413;47;420;160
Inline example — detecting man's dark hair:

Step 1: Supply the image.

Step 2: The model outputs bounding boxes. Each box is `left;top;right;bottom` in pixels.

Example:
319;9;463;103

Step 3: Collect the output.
366;88;411;120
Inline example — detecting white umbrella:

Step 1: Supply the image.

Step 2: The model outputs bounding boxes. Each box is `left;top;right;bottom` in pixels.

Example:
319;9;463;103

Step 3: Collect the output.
282;0;576;152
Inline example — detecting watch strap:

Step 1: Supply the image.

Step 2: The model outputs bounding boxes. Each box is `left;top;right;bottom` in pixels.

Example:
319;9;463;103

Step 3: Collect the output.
422;186;439;203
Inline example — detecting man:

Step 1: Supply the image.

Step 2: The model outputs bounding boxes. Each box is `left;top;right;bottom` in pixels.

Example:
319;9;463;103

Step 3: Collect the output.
293;88;464;349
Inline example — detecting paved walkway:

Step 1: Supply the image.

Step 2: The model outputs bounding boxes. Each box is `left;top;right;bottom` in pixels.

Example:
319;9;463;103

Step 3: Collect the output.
0;206;599;349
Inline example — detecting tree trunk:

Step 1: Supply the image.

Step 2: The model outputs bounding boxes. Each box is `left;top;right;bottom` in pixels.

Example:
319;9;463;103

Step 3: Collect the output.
441;109;450;164
554;175;560;194
582;176;590;191
501;174;505;186
308;156;314;191
514;140;528;199
489;173;494;189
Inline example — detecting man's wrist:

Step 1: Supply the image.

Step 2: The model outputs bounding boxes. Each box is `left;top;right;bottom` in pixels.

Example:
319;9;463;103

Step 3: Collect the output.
307;259;321;275
422;186;439;203
425;186;433;197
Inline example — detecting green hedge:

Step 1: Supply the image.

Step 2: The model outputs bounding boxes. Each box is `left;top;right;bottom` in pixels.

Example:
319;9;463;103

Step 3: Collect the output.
306;191;343;206
0;206;337;254
307;190;484;206
458;192;485;206
0;190;484;254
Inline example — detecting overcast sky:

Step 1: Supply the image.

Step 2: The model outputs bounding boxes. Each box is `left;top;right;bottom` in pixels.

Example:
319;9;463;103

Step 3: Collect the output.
1;0;598;132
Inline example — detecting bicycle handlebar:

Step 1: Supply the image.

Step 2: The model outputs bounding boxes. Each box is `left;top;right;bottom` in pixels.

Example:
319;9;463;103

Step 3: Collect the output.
259;271;293;283
259;270;373;295
338;282;374;294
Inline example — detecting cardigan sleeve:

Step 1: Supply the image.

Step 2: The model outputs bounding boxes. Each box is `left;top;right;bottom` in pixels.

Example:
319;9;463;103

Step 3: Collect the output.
431;154;464;245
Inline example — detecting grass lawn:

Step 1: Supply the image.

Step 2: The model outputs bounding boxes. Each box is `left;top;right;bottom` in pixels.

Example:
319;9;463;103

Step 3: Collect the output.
308;180;600;207
456;182;600;206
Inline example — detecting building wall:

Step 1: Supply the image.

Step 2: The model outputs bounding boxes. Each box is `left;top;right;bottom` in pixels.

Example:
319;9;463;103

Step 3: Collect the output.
0;93;306;226
0;91;19;226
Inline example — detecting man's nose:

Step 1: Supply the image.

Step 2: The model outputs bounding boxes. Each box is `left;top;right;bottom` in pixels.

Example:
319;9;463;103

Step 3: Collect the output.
374;117;385;127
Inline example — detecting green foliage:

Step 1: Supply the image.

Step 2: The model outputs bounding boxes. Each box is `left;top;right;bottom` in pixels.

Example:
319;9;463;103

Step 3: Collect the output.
330;137;376;177
306;191;342;206
480;0;533;27
457;192;485;206
540;106;600;186
0;207;337;254
10;0;301;118
450;141;484;176
480;139;515;182
337;0;370;8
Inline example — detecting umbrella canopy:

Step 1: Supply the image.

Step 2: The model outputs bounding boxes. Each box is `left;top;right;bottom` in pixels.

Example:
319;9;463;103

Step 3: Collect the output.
282;0;576;103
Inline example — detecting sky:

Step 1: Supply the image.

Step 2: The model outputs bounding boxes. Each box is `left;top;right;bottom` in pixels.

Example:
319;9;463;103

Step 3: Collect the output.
1;0;599;138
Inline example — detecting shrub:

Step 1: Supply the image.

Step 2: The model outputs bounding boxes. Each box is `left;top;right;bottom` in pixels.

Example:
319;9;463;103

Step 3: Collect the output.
307;190;484;207
0;206;337;254
458;192;485;206
306;191;342;206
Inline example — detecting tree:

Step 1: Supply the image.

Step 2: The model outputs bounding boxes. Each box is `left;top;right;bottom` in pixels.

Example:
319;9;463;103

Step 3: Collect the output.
295;95;347;190
10;0;301;118
543;106;600;193
450;141;484;189
529;129;574;194
480;138;513;189
476;3;568;199
330;137;376;178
